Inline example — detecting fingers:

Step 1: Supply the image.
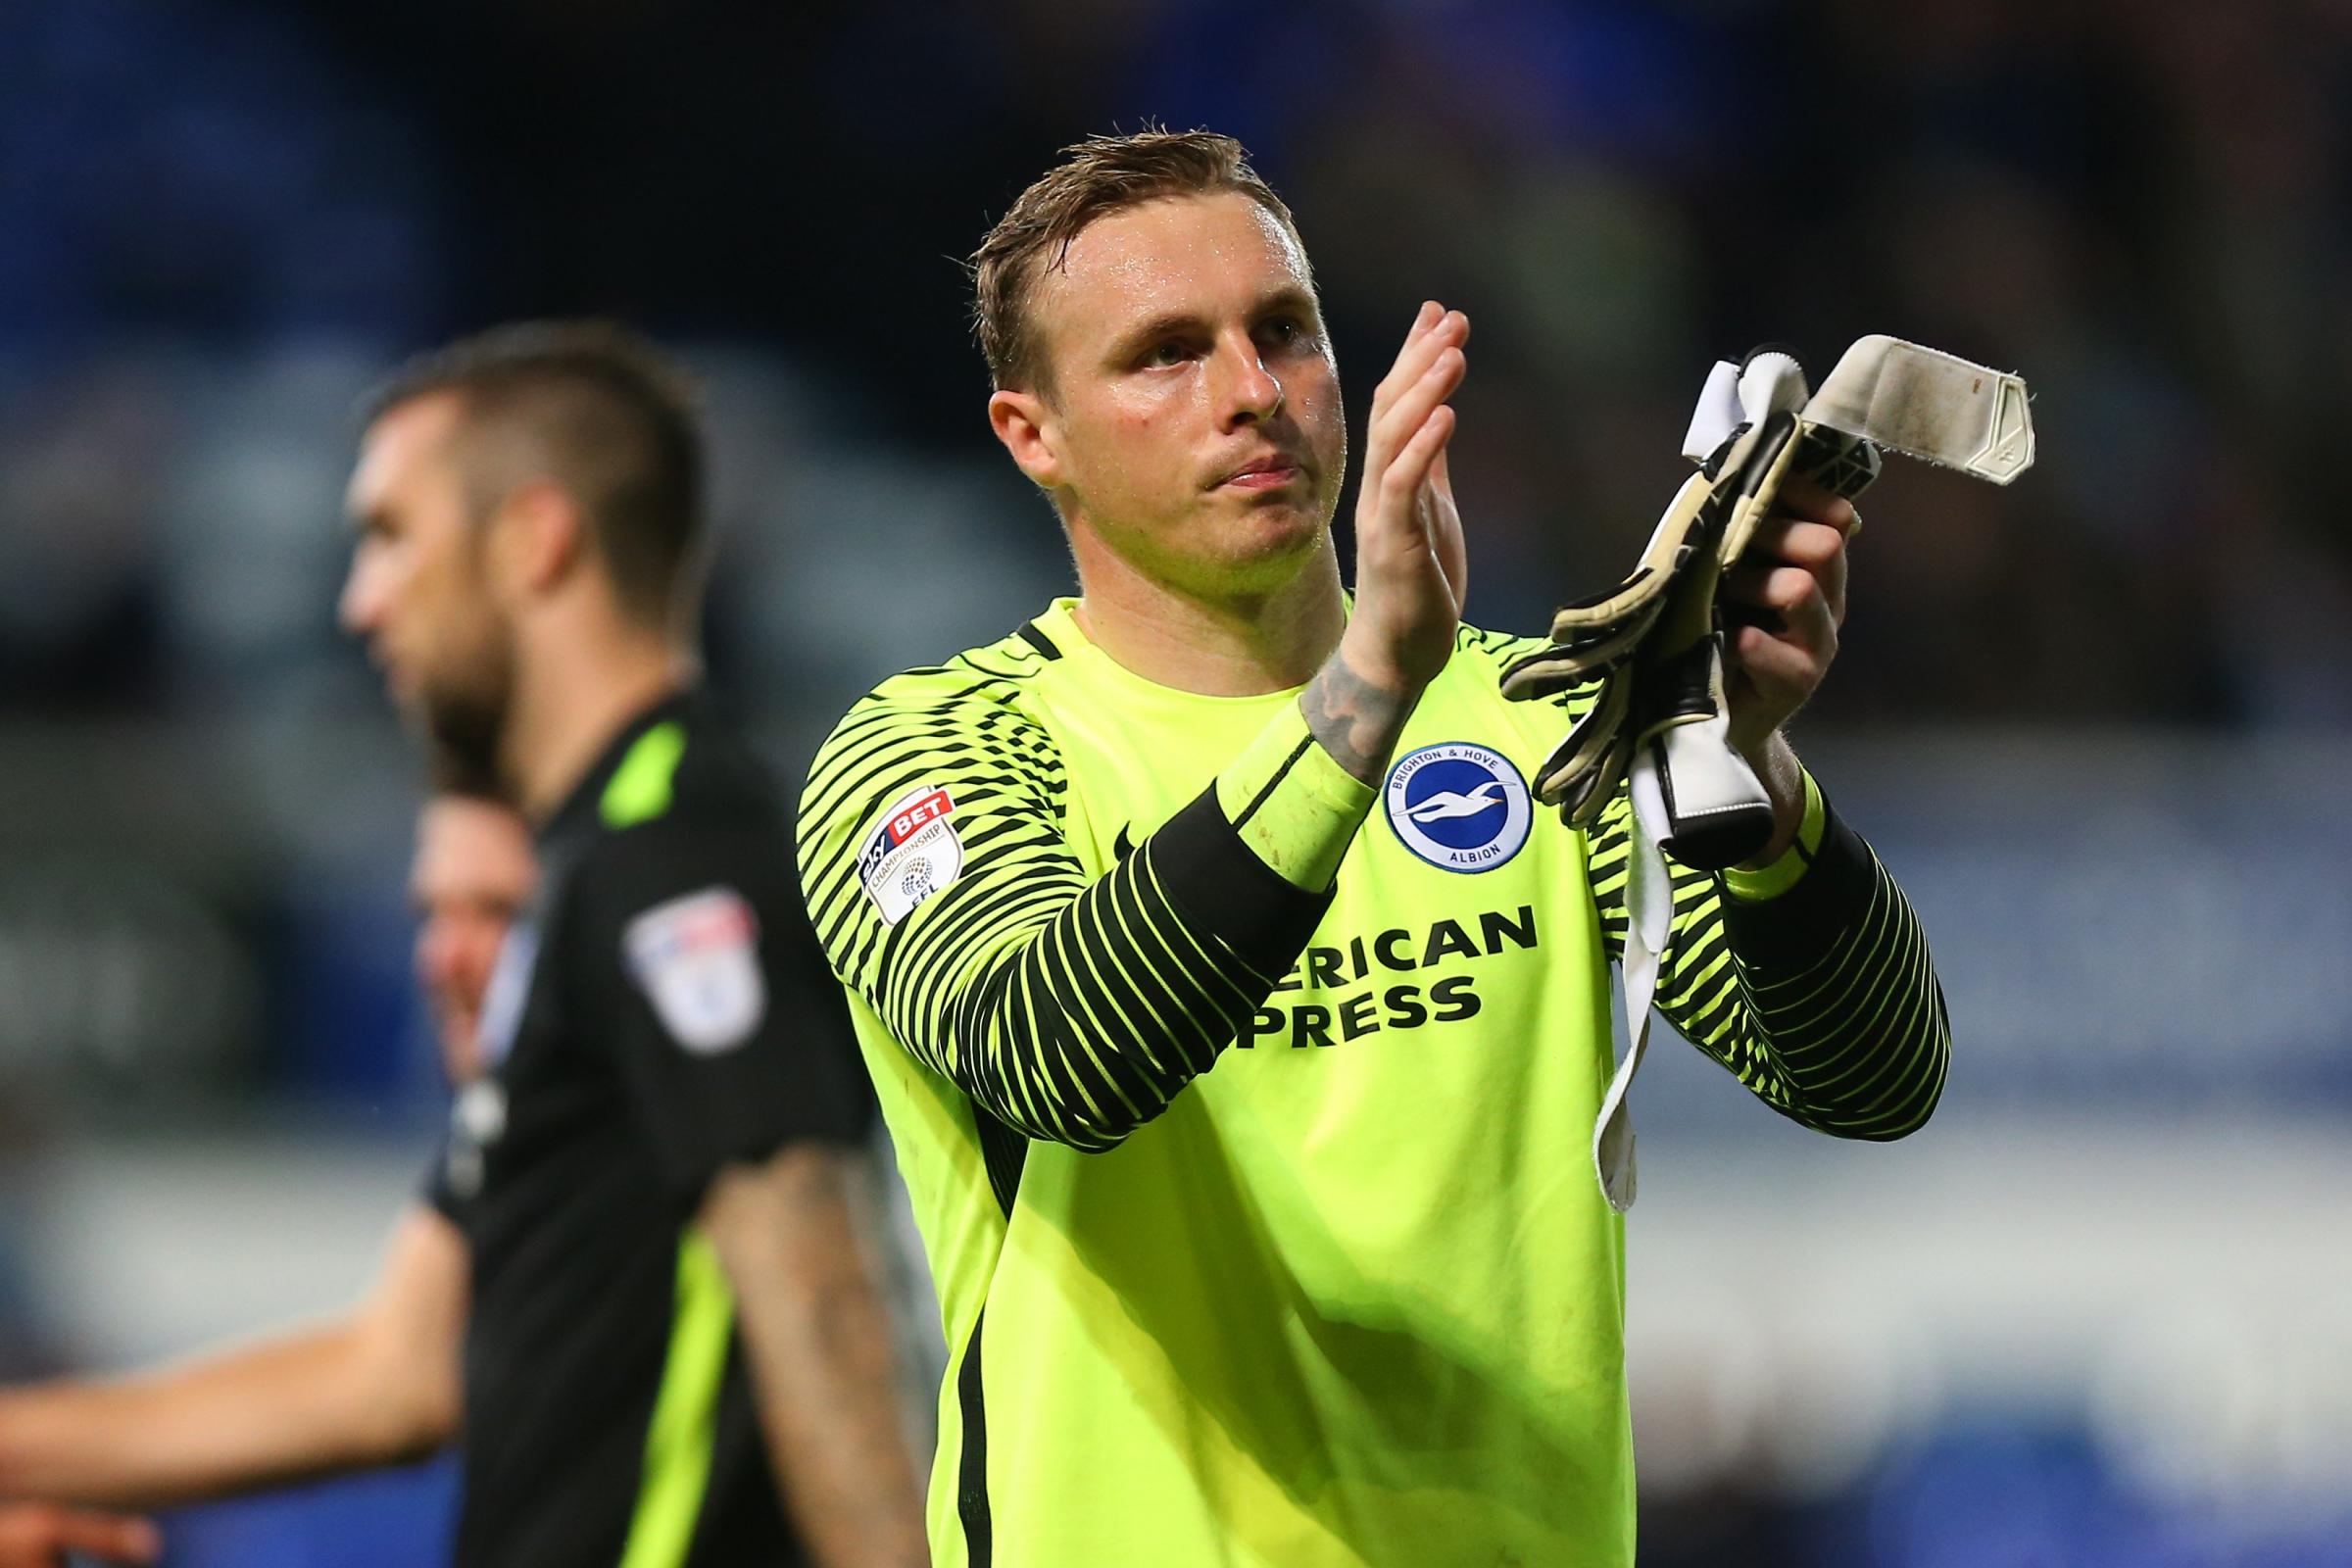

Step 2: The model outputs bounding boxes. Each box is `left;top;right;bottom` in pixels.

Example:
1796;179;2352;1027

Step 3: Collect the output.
1359;363;1462;564
1383;404;1456;508
1721;486;1856;747
1368;304;1469;453
1723;550;1837;749
1373;345;1465;470
1724;536;1838;717
1737;515;1847;624
1731;618;1832;696
1427;445;1468;607
1375;312;1466;428
1368;302;1439;415
1725;560;1837;643
52;1512;162;1565
1775;473;1861;536
1404;298;1440;348
0;1505;162;1567
1340;304;1472;696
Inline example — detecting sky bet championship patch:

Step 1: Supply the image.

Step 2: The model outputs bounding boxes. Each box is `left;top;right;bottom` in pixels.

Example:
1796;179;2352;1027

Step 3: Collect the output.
623;887;766;1054
1383;742;1533;873
858;784;964;925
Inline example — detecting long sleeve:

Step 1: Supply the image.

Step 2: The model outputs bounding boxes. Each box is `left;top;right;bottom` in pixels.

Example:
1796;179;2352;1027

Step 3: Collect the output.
798;668;1373;1152
1584;772;1949;1139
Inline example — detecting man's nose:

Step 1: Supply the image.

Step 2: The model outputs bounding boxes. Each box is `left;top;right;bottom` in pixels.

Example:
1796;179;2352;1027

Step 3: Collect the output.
1210;334;1284;429
416;922;456;995
418;923;503;1026
338;558;382;637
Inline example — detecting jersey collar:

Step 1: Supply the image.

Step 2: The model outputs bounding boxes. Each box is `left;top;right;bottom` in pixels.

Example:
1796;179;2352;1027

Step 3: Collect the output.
537;688;700;847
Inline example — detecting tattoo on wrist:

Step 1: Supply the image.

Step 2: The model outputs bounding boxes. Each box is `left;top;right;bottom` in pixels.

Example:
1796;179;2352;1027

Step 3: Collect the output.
1301;656;1412;786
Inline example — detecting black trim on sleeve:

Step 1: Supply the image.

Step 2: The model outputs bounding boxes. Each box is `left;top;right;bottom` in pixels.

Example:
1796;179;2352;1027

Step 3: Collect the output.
1715;799;1877;966
1150;786;1336;975
1232;736;1315;831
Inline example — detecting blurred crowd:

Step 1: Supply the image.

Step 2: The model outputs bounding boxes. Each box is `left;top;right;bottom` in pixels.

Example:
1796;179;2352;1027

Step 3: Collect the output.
3;0;2350;733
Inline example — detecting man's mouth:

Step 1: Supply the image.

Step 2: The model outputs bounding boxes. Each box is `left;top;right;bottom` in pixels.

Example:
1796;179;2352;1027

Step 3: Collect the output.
1218;455;1304;491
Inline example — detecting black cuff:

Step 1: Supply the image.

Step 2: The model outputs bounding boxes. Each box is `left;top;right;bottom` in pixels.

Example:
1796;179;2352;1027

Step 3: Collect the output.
1717;796;1878;969
1149;785;1335;975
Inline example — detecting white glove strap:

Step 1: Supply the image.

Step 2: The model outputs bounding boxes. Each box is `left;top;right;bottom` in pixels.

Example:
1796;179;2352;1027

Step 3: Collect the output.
1593;755;1678;1211
1680;359;1744;464
1680;350;1810;464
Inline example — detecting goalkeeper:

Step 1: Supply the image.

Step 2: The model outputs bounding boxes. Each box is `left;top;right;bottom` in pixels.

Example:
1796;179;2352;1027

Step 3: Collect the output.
799;128;1949;1568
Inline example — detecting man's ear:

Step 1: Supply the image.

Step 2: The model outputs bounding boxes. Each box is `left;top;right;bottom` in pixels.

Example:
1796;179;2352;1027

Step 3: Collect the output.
484;479;584;600
988;388;1064;490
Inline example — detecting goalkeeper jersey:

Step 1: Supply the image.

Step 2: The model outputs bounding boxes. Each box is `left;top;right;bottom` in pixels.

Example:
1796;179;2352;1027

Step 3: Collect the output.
798;599;1946;1568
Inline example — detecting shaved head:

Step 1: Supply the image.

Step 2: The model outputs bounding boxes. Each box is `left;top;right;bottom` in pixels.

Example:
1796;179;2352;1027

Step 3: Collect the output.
364;321;706;632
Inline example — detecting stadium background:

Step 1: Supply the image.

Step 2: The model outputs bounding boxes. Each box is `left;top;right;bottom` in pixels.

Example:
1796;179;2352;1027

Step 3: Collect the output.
3;0;2349;1562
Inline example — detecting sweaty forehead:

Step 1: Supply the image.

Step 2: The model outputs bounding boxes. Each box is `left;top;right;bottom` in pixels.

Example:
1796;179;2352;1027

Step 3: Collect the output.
1037;192;1313;336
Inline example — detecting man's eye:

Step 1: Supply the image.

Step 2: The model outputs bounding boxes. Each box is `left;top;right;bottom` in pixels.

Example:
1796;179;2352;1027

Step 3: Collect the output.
1261;317;1314;352
1146;342;1189;368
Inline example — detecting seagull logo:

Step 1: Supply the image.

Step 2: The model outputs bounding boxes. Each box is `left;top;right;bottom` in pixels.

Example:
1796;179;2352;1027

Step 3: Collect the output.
1383;742;1533;874
1402;781;1506;824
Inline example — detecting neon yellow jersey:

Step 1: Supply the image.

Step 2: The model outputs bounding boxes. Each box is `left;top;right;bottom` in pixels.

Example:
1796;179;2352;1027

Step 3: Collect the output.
799;601;1945;1568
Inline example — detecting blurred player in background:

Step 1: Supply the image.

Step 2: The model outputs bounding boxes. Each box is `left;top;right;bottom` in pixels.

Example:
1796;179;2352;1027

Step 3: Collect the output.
339;322;927;1568
411;792;541;1088
0;794;534;1567
797;129;1949;1566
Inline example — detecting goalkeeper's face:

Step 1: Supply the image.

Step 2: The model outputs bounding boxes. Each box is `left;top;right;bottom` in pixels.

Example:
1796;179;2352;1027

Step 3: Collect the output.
340;393;520;797
995;192;1346;599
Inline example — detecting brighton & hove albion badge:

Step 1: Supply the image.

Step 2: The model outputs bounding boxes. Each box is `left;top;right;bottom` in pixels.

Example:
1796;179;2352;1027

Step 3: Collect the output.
1384;742;1533;873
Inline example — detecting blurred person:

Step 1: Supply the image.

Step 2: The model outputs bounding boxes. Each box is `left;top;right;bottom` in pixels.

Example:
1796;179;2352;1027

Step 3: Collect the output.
797;130;1949;1567
0;794;533;1566
411;792;542;1089
338;322;927;1568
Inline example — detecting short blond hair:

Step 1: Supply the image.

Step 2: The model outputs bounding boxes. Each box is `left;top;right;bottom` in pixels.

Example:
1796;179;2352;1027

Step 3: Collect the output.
970;127;1301;394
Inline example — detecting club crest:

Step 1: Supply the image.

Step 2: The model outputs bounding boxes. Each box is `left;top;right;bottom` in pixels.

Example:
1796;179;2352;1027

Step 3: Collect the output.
1384;742;1532;873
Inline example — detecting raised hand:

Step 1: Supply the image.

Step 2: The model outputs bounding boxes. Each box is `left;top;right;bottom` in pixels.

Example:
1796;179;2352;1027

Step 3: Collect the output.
1305;302;1469;783
1345;301;1468;690
1721;473;1854;760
